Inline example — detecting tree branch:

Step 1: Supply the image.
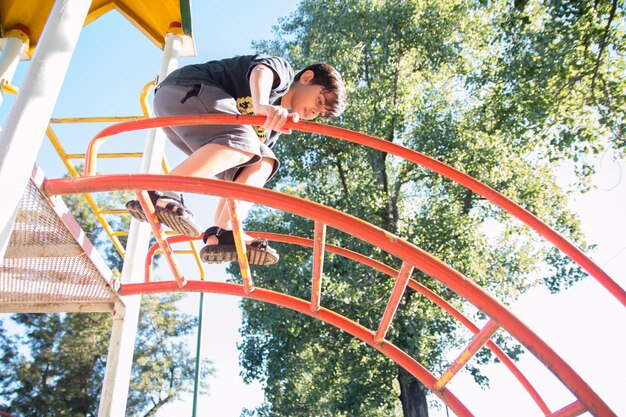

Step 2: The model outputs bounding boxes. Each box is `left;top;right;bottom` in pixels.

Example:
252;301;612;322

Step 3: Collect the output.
600;77;624;143
378;42;405;232
334;154;351;197
591;0;618;95
462;189;474;215
391;177;402;227
143;394;174;417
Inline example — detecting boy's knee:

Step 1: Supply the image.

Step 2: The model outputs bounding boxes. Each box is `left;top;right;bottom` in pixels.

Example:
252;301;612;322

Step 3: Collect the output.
237;158;275;183
258;158;276;175
205;144;255;165
236;149;257;165
242;157;273;173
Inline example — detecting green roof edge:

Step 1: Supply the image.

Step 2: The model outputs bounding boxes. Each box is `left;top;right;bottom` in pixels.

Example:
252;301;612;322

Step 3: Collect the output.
180;0;192;35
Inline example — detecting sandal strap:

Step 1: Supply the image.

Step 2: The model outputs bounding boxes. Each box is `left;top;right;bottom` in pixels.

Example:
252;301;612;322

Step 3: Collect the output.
203;226;221;243
162;201;191;217
203;226;235;245
249;238;269;250
147;190;191;216
148;190;185;206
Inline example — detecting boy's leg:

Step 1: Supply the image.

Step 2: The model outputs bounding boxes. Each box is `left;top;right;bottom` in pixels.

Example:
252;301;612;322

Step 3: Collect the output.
126;144;256;236
127;83;265;236
206;157;275;245
200;157;279;265
169;143;255;178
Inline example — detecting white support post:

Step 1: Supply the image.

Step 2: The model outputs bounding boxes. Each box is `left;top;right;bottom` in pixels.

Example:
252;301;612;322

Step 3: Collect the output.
0;36;25;80
97;32;183;417
0;0;91;261
0;31;28;109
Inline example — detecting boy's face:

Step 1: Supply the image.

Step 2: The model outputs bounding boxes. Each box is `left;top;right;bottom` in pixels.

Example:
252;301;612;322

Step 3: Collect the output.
290;70;332;120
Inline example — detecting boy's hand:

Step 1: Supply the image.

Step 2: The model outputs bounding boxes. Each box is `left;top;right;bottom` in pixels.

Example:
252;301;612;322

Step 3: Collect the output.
256;104;300;134
249;63;299;133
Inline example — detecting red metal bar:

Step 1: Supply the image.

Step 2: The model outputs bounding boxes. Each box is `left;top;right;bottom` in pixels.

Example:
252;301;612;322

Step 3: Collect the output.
374;262;414;344
43;175;618;417
311;222;326;313
408;279;552;415
249;230;554;410
144;234;198;283
550;401;586;417
117;279;474;417
131;230;550;415
82;114;624;307
254;232;400;277
243;232;553;415
227;199;254;295
435;319;500;390
136;190;186;288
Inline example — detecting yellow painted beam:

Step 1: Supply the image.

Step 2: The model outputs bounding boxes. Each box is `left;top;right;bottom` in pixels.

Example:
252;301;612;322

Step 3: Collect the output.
1;0;193;58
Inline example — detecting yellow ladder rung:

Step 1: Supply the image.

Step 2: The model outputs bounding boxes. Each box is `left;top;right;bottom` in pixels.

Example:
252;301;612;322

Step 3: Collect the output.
98;209;129;215
65;152;144;159
49;116;143;123
155;250;195;255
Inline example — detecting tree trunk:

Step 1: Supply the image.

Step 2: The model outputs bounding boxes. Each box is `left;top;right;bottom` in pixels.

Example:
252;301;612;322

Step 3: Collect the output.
142;393;173;417
398;368;429;417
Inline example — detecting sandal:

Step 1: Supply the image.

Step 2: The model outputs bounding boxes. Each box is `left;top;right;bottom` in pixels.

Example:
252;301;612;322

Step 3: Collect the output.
199;226;279;266
125;191;202;237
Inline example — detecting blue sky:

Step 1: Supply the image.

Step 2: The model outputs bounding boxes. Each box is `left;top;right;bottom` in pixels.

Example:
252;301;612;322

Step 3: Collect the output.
1;1;625;416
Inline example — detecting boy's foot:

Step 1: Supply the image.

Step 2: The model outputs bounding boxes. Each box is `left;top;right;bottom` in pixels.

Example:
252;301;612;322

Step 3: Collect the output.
125;191;202;237
199;226;279;265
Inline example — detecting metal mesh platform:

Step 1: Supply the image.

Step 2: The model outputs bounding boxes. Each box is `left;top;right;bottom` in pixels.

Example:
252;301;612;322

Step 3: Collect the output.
0;167;121;313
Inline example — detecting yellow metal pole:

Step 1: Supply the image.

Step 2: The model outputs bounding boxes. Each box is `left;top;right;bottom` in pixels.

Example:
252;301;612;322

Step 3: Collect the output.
50;116;143;123
46;125;127;257
227;199;254;294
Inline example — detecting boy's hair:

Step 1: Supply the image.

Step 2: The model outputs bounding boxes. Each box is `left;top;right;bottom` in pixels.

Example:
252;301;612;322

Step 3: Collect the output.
294;63;347;118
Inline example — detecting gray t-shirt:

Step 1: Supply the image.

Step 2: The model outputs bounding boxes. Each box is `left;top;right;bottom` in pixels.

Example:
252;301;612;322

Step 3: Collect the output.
160;54;294;147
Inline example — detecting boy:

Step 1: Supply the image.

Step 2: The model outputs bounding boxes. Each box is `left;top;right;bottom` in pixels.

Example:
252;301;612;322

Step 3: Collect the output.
126;54;347;265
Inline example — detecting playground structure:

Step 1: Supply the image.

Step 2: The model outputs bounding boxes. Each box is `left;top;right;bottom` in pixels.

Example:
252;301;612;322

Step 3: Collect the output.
0;1;624;417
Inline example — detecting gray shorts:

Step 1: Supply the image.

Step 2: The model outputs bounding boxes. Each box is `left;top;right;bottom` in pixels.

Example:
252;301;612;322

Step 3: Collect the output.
153;83;279;182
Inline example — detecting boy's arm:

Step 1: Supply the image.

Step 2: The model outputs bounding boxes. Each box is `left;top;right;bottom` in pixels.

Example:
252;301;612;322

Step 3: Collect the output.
249;64;298;134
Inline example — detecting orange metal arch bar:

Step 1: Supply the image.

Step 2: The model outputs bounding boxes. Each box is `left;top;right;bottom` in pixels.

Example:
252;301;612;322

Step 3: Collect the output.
82;114;625;308
146;232;552;415
43;175;617;417
118;279;473;416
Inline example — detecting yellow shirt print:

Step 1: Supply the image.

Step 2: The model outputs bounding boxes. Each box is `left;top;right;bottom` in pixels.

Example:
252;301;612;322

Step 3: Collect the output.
236;96;267;143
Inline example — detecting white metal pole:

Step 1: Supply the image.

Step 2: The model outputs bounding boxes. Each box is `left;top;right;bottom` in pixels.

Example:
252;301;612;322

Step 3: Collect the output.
0;33;27;109
141;32;182;175
98;32;183;417
0;36;25;80
0;0;91;261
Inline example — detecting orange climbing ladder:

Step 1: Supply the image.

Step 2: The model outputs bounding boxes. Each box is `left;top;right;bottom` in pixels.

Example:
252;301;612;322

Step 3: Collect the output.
1;2;622;414
36;113;623;417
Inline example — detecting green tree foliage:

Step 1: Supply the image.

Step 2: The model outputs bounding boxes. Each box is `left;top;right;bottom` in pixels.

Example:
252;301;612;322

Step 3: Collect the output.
474;0;625;184
0;186;213;416
235;1;624;416
0;295;211;417
0;314;111;416
127;294;214;416
60;166;135;273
